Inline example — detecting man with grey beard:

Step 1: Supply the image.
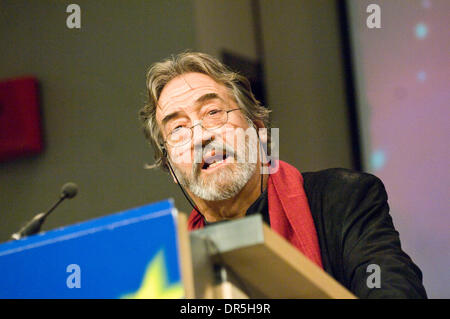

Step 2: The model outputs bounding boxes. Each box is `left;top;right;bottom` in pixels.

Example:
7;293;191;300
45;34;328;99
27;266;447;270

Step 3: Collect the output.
139;52;426;299
171;124;258;202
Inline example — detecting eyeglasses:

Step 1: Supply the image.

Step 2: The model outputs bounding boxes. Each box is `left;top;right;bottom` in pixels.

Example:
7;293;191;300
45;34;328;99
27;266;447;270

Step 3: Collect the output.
164;108;240;147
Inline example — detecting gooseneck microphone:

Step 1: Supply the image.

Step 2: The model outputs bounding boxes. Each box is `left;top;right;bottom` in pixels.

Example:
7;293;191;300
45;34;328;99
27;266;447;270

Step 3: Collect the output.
10;182;78;240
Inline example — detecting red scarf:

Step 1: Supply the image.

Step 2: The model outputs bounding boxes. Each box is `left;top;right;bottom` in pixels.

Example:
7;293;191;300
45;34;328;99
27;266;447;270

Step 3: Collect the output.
187;160;323;268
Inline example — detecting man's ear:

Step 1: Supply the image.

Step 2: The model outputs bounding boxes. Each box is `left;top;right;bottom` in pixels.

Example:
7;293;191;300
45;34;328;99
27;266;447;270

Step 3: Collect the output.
162;146;178;184
253;120;267;144
161;145;167;157
253;119;265;129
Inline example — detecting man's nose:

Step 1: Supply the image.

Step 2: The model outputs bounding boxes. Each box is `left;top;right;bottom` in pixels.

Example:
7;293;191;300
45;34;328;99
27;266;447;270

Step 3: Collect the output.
192;123;214;148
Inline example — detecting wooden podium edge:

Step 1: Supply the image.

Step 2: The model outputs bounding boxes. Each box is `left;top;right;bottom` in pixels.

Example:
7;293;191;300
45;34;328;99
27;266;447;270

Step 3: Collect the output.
262;223;357;299
179;213;356;299
176;212;196;298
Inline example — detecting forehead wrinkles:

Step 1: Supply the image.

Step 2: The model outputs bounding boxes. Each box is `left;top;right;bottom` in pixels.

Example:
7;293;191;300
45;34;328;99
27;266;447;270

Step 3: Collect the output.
159;85;218;114
157;75;231;119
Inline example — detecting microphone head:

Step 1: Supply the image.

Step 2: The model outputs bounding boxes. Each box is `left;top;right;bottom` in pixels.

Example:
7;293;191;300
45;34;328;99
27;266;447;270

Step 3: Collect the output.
61;182;78;199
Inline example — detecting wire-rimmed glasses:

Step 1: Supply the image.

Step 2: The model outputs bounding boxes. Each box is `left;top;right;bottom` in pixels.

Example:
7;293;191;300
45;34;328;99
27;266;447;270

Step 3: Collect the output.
164;108;240;147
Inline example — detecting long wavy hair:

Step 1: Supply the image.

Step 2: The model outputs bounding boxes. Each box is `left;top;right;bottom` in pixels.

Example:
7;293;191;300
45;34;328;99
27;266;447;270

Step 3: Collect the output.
139;51;271;171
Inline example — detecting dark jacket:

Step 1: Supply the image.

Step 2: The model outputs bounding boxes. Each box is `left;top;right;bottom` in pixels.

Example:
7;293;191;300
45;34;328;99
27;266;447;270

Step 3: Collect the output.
303;168;427;298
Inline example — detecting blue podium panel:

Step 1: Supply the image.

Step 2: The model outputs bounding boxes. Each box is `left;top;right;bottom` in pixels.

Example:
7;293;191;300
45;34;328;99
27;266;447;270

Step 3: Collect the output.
0;199;184;299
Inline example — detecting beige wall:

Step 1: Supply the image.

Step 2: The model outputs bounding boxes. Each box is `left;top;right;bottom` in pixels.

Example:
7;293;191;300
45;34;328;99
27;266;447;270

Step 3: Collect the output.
0;0;352;242
260;0;352;171
0;0;196;242
193;0;353;171
194;0;258;60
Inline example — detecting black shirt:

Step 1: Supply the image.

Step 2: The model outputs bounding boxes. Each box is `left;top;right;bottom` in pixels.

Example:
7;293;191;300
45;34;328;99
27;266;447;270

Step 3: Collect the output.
203;189;270;226
244;189;270;225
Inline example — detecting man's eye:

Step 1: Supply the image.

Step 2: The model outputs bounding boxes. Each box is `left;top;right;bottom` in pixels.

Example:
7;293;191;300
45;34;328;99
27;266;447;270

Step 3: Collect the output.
207;109;221;116
171;125;184;133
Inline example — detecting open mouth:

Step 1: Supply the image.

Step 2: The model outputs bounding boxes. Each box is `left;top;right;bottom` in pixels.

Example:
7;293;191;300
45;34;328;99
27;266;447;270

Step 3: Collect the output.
201;152;231;171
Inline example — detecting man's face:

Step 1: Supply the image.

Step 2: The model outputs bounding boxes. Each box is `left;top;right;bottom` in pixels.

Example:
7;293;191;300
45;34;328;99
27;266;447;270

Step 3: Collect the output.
156;72;258;201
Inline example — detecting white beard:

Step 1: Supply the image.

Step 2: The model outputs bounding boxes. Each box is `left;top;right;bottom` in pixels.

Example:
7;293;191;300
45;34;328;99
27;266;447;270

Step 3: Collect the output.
170;138;257;201
188;161;256;201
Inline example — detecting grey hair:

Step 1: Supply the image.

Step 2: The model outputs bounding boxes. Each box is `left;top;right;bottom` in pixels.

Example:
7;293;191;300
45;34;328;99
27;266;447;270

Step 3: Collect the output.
139;51;271;171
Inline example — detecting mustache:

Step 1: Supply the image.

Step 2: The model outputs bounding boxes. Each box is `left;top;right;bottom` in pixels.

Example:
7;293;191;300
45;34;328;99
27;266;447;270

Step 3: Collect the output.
192;139;236;176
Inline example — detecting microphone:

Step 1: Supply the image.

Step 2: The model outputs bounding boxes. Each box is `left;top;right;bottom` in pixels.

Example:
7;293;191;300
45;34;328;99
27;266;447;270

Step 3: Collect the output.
10;182;79;240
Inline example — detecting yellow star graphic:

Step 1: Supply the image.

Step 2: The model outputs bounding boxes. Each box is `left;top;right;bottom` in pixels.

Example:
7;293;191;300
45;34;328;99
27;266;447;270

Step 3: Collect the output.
121;250;184;299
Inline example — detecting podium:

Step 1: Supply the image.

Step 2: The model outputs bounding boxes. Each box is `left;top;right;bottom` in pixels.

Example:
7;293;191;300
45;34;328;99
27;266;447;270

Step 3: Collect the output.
0;199;355;299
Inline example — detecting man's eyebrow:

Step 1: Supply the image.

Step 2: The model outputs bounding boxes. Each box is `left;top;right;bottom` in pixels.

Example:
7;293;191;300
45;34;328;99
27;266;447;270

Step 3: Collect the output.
194;92;224;106
161;110;183;127
161;93;224;127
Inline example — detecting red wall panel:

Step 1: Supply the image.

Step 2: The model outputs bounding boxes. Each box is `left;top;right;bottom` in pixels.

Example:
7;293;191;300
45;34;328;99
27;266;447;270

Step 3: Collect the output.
0;77;43;161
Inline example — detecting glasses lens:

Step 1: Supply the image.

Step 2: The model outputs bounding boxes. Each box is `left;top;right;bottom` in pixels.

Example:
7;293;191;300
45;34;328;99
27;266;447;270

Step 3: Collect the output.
167;127;191;146
166;109;232;147
203;109;227;129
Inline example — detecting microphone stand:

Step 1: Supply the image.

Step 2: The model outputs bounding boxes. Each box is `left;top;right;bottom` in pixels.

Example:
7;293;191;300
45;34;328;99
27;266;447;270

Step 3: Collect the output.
11;195;67;241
